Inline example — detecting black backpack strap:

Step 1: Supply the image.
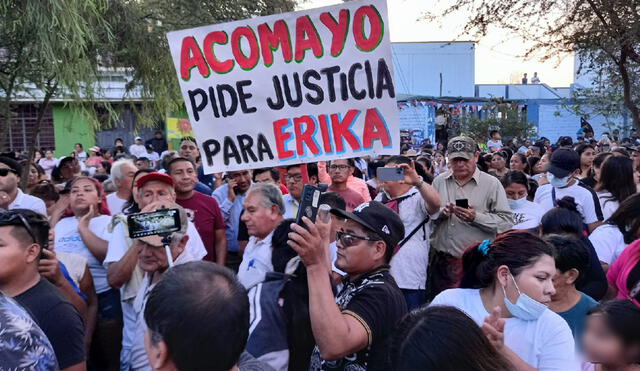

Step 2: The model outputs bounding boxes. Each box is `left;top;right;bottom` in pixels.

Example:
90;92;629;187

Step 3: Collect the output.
397;215;430;248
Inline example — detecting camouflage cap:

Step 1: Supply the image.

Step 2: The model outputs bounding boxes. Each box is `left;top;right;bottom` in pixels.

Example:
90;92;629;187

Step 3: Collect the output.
447;136;477;160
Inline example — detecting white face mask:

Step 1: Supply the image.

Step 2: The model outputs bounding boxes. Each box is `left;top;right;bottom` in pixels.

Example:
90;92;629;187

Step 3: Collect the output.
547;172;570;188
507;196;528;210
501;273;547;321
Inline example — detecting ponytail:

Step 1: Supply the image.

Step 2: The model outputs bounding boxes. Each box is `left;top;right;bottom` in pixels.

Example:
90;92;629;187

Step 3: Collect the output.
459;231;555;289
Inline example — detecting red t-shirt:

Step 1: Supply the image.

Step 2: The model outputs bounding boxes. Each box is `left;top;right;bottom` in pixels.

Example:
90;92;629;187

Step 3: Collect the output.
176;191;225;262
328;186;366;211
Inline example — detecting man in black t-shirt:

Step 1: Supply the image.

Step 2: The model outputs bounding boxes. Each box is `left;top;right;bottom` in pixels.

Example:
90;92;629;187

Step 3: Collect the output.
289;201;407;371
0;209;85;371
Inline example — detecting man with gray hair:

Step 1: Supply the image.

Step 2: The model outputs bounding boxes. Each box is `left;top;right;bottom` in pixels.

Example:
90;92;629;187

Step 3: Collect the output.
127;200;206;371
237;182;285;289
104;172;206;370
107;158;138;215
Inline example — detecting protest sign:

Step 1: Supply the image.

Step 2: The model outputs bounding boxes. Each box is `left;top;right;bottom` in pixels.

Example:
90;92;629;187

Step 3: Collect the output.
167;0;399;173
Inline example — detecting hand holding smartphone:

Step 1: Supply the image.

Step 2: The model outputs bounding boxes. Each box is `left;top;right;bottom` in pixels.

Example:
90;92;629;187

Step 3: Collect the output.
455;198;469;209
377;167;405;181
295;185;322;227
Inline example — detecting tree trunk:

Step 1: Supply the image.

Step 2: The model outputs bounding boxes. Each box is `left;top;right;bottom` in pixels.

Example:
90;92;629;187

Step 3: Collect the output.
617;48;640;134
19;82;57;191
0;96;14;153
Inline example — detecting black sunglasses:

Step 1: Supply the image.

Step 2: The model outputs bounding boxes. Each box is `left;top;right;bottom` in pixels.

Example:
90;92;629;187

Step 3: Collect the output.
336;231;381;247
0;168;18;177
0;212;39;247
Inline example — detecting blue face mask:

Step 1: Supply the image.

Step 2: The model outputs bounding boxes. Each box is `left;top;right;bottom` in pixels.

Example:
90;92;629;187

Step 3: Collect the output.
546;172;570;188
502;273;547;321
507;196;528;210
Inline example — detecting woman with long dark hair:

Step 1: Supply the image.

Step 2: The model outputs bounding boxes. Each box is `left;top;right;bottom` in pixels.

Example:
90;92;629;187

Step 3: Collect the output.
246;219;315;370
575;143;596;181
509;153;530;175
53;176;121;369
431;231;576;369
595;155;636;220
589;193;640;275
590;152;613;187
489;151;509;178
390;306;513;371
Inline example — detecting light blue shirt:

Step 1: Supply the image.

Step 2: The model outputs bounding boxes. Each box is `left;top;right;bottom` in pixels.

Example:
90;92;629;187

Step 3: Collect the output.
212;183;247;253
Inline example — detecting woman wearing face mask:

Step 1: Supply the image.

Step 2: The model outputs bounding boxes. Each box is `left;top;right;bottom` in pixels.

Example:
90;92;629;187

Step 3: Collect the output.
501;171;544;230
431;231;577;371
534;149;604;234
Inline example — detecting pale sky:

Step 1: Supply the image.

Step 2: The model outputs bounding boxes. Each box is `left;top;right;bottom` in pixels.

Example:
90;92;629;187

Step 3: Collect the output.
298;0;575;87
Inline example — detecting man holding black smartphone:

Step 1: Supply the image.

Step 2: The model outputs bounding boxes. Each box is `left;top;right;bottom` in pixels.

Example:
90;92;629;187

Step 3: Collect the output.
429;136;513;300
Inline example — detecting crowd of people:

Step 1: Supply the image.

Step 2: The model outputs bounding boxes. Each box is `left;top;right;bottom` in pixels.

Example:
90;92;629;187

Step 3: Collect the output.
1;129;640;371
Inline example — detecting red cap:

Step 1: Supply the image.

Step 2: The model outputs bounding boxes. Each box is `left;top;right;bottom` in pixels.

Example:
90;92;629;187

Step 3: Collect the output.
136;172;174;189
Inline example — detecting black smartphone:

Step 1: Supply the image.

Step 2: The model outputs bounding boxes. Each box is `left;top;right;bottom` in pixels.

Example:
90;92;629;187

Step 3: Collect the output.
296;185;322;227
455;198;469;209
127;208;182;239
377;167;405;181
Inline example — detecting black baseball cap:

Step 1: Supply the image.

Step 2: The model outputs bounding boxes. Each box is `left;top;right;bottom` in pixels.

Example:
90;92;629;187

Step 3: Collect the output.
330;201;405;252
0;156;22;175
558;136;573;147
547;148;580;178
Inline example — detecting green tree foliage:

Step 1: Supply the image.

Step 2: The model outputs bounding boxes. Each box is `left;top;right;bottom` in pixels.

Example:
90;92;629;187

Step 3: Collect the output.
461;102;535;144
426;0;640;133
0;0;297;187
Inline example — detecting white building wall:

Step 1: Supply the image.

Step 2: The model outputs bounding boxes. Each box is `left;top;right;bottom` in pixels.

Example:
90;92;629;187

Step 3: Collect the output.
537;104;622;139
392;42;475;97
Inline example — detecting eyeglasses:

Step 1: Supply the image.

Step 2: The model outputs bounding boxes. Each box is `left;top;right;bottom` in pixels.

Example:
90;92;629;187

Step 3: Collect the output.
0;212;38;246
285;174;302;182
0;168;18;177
336;231;381;247
329;164;351;171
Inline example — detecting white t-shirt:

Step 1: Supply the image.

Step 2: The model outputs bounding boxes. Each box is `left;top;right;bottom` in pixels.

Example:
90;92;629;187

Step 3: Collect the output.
431;288;577;371
487;139;503;152
106;193;128;216
588;224;627;265
144;151;160;169
596;191;619;221
104;220;205;266
8;189;47;216
129;144;146;158
511;200;544;230
54;215;112;293
328;241;346;276
375;188;436;290
282;194;299;220
534;182;603;225
238;233;274;289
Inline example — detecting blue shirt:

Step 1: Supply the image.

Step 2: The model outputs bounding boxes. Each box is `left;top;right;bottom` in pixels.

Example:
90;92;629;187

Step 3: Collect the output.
558;292;598;348
212;183;248;252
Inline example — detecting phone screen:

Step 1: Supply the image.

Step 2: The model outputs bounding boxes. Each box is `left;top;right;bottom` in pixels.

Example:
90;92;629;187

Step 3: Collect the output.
127;208;182;239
